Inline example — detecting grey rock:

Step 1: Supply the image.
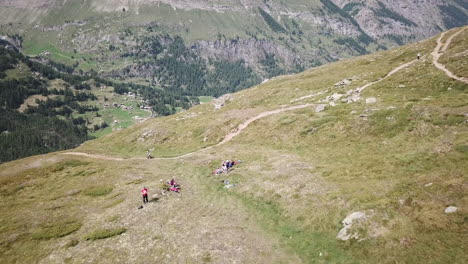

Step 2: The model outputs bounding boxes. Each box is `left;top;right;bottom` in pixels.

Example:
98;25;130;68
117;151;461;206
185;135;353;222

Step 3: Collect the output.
343;94;361;103
334;79;352;87
366;97;377;104
336;211;367;241
342;211;367;225
315;104;327;112
445;206;458;214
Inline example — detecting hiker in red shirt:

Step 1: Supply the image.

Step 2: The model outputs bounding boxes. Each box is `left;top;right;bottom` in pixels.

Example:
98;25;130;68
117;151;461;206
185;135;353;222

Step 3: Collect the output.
141;187;149;203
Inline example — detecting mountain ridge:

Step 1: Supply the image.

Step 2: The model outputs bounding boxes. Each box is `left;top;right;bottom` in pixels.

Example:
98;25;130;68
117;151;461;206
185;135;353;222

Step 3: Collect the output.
1;0;466;87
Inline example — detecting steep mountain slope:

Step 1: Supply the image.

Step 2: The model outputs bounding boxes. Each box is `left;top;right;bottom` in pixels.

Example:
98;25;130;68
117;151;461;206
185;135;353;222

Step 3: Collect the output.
1;0;466;96
0;27;467;263
333;0;468;43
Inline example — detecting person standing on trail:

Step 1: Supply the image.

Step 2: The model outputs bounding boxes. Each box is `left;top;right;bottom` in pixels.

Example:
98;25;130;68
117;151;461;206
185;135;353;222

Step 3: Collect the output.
417;53;421;60
146;149;153;159
141;187;149;203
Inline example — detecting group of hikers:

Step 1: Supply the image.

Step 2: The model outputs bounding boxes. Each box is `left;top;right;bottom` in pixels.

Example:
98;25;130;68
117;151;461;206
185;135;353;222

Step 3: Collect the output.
140;178;180;204
140;149;241;207
212;159;241;175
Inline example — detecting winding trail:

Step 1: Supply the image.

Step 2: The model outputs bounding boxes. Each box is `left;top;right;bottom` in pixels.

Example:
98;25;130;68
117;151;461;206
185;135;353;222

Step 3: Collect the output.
64;103;314;160
356;59;417;93
65;28;467;162
431;28;468;84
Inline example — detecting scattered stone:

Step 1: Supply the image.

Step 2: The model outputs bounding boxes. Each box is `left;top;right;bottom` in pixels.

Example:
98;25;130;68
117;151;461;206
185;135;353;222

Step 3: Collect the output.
424;182;433;187
445;206;458;214
315;104;327;112
330;93;344;101
320;93;343;102
213;94;233;110
342;94;360;103
334;78;352;87
366;97;377;104
399;84;406;88
329;101;336;107
350;110;357;114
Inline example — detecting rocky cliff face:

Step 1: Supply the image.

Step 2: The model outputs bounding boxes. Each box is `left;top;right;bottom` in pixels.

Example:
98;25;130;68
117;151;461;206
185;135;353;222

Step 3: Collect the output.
193;38;301;67
332;0;468;43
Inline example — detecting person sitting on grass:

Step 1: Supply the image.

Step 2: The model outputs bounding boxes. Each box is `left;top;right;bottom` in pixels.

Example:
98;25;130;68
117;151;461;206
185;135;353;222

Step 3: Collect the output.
168;178;180;192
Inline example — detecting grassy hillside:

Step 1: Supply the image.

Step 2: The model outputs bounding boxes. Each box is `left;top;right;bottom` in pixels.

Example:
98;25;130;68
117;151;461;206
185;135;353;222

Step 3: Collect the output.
0;27;467;263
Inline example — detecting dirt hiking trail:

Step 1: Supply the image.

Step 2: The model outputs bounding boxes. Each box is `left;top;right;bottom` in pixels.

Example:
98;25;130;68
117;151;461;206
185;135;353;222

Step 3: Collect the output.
431;28;468;84
64;103;315;160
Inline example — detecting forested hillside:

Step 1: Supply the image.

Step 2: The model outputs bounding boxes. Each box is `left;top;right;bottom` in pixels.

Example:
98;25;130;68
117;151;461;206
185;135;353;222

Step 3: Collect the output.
108;34;265;97
0;40;196;162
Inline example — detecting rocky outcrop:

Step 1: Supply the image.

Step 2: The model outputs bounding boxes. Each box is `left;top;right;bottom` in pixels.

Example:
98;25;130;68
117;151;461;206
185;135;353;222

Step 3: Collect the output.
213;94;233;110
332;0;468;43
193;38;300;67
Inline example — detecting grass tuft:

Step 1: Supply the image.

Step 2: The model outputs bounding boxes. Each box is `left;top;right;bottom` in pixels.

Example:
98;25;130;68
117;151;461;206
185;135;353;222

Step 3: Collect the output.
84;228;127;240
455;145;468;153
32;221;82;240
83;185;113;197
51;160;91;172
104;198;125;208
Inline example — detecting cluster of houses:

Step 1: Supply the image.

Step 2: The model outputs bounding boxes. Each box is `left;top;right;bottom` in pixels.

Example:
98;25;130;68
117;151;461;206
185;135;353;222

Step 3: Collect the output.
102;91;152;112
39;51;51;57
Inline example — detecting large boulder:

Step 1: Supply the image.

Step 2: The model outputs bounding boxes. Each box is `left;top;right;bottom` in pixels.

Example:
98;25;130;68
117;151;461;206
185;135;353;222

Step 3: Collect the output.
336;211;367;241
